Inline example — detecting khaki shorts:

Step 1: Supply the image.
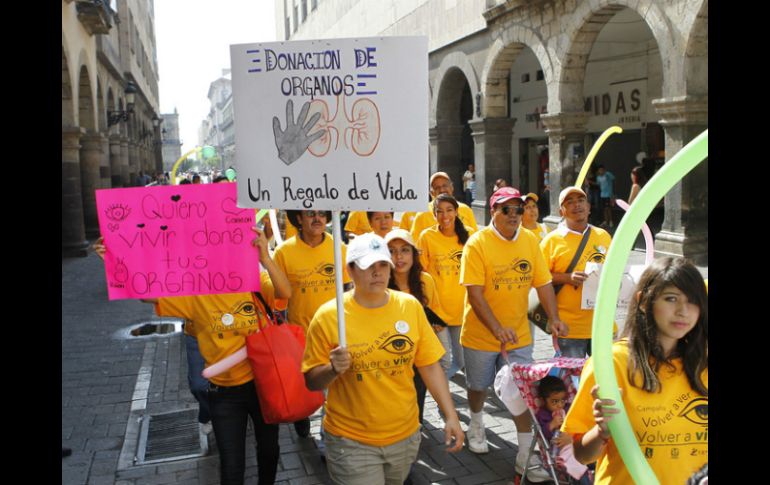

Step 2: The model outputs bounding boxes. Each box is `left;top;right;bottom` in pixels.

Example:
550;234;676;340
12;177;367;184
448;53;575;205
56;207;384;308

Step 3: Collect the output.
324;429;421;485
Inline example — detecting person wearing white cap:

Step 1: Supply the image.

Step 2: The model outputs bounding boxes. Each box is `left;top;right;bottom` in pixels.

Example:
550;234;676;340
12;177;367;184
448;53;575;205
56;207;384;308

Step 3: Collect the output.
540;186;612;358
409;171;478;240
302;233;464;485
459;186;567;482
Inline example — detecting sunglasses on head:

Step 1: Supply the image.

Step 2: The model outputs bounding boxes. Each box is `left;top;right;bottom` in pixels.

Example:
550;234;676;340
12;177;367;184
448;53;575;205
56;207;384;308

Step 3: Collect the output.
498;205;525;216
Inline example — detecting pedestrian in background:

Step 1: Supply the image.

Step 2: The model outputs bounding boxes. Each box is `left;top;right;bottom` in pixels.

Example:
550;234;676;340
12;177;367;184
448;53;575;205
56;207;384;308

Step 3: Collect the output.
595;165;615;228
462;163;476;204
628;166;647;205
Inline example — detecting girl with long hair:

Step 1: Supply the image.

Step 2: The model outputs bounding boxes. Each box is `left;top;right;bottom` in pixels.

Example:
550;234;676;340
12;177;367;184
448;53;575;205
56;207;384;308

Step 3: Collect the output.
563;257;708;484
385;229;447;425
628;166;647;205
417;194;473;380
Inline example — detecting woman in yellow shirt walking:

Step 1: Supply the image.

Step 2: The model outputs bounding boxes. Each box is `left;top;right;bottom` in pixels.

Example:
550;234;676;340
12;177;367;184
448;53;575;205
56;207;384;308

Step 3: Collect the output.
417;194;473;379
563;257;708;484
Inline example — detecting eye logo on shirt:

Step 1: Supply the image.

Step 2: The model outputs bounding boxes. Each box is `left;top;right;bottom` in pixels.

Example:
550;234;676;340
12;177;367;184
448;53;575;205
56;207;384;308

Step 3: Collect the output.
586;252;606;264
448;250;463;265
230;301;257;317
315;263;336;277
511;259;532;274
379;334;415;355
678;397;708;426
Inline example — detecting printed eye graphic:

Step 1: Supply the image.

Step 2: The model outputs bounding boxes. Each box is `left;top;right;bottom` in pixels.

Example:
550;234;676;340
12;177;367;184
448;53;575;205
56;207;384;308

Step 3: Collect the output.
231;302;257;317
379;335;415;355
588;252;605;264
317;264;335;277
105;203;132;222
678;397;708;426
512;260;531;274
449;251;463;264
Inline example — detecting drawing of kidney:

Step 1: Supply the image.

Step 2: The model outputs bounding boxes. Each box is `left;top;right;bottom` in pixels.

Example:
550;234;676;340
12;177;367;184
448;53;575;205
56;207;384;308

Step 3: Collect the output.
347;98;381;156
307;99;335;157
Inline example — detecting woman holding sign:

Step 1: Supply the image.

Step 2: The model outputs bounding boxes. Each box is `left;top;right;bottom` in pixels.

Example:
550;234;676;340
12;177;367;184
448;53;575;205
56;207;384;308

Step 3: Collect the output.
417;194;473;379
302;233;464;485
95;227;290;485
562;257;708;484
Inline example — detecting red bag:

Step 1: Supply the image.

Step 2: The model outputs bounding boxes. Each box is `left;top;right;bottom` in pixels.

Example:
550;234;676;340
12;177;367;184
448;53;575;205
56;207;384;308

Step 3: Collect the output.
246;293;325;424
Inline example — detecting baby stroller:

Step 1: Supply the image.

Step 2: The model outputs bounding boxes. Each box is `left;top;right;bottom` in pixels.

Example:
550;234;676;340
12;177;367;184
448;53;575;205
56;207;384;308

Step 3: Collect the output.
496;338;590;484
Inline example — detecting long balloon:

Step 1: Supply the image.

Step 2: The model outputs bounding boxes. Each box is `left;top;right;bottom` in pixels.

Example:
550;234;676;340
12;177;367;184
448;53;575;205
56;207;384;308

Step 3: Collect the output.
591;129;707;484
575;126;623;188
202;346;247;378
614;199;654;266
269;209;284;245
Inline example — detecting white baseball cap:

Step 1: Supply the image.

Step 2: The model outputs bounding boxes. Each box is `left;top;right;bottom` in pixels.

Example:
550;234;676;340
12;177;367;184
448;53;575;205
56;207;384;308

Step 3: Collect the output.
346;233;395;270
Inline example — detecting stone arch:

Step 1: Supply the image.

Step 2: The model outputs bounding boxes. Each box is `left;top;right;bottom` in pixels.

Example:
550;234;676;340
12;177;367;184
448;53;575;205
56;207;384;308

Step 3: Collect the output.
62;45;74;127
480;25;553;118
431;52;479;126
555;0;675;113
684;0;707;96
77;64;95;132
97;78;106;132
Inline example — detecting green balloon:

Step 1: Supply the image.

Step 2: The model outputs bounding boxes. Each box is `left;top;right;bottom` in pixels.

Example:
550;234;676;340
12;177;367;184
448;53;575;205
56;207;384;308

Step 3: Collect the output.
591;130;707;485
201;145;216;159
225;168;236;181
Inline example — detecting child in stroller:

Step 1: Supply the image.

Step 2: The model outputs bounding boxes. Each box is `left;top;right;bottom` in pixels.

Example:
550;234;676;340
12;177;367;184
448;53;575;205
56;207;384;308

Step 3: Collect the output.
534;376;590;484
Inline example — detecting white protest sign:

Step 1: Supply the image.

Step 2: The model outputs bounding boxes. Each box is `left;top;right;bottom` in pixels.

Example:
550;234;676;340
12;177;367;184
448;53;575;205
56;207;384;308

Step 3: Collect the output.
230;37;429;211
582;262;635;330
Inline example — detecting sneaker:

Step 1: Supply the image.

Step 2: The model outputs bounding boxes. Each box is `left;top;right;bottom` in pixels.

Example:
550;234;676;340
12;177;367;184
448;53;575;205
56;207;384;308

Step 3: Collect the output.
515;452;553;483
466;420;489;454
294;417;311;438
199;422;213;435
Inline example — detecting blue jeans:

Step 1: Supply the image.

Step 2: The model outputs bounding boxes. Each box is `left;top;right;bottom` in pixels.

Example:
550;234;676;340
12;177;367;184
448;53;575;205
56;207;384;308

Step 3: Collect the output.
208;380;279;485
185;334;211;424
557;338;591;358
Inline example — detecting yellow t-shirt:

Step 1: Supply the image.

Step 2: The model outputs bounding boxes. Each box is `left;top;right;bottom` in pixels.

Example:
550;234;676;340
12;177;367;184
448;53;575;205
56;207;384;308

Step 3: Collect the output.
155;272;276;387
522;222;550;244
460;225;552;351
284;219;298;241
344;211;372;236
418;226;473;326
419;271;443;317
563;340;708;485
540;225;612;339
274;235;351;330
302;291;445;446
410;201;478;240
398;212;417;231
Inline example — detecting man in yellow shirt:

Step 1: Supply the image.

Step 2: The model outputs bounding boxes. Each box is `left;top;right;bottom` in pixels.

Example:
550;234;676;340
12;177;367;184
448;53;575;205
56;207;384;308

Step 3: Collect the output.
274;208;352;439
302;233;464;485
410;172;478;239
540;186;612;358
459;187;567;481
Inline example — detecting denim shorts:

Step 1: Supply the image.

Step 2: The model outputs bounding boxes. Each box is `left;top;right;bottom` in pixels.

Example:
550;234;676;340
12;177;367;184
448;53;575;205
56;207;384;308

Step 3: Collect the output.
463;344;533;391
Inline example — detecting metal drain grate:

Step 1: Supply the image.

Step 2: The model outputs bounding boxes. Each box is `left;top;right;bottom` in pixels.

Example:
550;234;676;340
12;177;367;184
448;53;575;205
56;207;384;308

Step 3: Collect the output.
136;409;206;465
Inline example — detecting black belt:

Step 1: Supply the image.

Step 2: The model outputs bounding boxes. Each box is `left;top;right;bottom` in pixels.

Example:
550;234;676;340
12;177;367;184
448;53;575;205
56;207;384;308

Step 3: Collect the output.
208;380;254;393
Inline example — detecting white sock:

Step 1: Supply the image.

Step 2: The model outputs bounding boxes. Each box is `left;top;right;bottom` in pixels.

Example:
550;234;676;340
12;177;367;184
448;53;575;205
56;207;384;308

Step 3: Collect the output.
470;410;484;426
517;432;533;457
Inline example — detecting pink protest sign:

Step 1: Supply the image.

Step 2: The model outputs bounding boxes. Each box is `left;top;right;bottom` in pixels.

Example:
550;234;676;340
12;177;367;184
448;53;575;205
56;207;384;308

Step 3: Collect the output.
95;183;260;300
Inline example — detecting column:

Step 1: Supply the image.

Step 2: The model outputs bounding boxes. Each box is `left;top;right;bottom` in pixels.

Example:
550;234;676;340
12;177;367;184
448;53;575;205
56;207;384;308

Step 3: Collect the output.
539;112;589;227
433;123;465;183
62;127;88;257
469;118;516;225
79;132;105;238
119;137;130;187
428;127;439;175
109;134;123;187
651;96;708;264
99;133;111;189
128;140;139;186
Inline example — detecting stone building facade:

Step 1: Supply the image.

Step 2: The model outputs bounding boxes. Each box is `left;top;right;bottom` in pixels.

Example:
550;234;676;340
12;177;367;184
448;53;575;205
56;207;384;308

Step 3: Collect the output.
200;73;236;171
62;0;162;256
161;109;182;172
276;0;707;263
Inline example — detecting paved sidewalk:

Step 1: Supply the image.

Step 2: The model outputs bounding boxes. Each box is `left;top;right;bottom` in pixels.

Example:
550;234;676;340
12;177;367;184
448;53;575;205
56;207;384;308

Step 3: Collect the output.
62;248;705;485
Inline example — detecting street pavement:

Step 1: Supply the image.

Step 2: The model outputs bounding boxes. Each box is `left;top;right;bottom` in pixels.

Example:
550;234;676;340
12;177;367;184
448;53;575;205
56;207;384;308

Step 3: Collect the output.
62;246;706;485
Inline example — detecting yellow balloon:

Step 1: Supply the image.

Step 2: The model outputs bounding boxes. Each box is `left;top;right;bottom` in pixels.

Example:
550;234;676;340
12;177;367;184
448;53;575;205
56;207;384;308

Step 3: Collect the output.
575;126;623;188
